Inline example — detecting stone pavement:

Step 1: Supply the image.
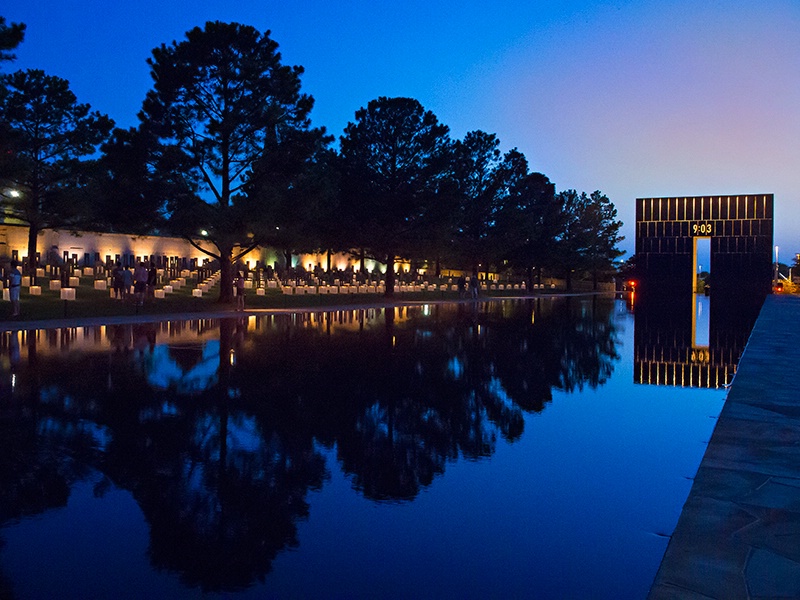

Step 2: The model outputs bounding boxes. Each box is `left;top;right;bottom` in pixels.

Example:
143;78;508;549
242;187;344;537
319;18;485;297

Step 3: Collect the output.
649;295;800;599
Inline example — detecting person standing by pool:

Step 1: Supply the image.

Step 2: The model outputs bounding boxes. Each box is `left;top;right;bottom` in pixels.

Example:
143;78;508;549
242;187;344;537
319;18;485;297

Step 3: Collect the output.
8;260;22;317
235;269;246;310
133;262;148;306
147;261;157;297
122;265;134;300
112;262;124;299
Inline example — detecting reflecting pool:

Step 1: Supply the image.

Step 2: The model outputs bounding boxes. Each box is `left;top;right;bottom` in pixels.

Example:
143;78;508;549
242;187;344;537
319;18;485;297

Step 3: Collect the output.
0;297;736;599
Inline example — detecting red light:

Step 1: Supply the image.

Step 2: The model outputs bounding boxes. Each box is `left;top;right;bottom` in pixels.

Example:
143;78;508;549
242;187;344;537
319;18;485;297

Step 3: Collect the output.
628;280;636;288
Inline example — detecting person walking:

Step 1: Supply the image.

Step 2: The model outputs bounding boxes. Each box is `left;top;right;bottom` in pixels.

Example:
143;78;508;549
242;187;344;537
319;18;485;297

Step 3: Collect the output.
8;260;22;317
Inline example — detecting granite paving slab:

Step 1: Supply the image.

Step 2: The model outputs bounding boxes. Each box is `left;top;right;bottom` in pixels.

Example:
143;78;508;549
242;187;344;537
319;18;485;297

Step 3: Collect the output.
648;295;800;599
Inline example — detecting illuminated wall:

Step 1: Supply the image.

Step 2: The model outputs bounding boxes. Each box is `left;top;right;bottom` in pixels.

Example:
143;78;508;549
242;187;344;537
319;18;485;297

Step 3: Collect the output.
0;225;256;266
0;224;388;274
635;194;774;295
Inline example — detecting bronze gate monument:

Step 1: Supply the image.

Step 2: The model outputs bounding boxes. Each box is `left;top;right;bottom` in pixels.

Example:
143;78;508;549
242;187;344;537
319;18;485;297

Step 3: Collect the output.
633;194;773;388
635;194;773;296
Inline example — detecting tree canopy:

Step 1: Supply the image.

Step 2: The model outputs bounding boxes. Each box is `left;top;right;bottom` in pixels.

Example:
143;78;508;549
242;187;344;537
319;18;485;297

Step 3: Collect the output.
497;171;559;285
1;17;626;289
0;68;113;273
139;20;329;302
550;189;624;290
339;96;452;295
0;16;25;63
451;132;530;276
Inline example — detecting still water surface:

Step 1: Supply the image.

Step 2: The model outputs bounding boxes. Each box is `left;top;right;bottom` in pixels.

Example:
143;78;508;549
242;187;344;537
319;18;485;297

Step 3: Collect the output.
0;298;733;599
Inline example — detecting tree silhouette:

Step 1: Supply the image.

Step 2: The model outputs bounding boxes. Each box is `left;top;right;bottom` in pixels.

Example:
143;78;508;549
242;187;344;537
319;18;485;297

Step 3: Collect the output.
0;16;25;63
450;131;528;277
340;97;452;295
141;21;328;303
0;69;113;275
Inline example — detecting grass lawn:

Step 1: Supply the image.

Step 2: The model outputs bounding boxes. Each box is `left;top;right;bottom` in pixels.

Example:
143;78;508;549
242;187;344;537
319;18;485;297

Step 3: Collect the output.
1;274;545;324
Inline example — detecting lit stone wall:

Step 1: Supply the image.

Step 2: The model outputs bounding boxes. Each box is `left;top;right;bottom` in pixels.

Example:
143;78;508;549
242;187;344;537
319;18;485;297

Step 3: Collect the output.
0;224;255;267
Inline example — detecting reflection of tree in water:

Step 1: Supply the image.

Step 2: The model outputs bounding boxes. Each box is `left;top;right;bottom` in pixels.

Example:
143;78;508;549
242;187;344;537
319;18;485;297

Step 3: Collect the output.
0;322;328;592
0;415;72;523
0;299;620;590
235;298;619;502
545;296;619;392
0;331;90;528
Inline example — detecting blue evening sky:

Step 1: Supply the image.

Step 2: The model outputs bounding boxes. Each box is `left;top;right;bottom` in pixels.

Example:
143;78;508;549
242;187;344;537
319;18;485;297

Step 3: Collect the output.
3;0;799;257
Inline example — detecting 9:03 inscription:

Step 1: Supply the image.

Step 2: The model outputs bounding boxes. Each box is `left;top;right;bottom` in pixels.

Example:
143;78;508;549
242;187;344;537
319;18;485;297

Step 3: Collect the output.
691;222;714;236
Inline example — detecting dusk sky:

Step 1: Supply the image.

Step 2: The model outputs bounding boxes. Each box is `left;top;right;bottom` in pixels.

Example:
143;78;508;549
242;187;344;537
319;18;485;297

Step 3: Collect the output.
4;0;799;258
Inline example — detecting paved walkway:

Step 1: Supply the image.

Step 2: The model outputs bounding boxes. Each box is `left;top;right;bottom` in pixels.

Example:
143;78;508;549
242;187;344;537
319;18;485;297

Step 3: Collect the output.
649;295;800;599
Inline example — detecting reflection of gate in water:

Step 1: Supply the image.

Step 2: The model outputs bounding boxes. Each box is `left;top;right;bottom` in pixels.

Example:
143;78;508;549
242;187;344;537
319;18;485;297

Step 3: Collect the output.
633;295;762;389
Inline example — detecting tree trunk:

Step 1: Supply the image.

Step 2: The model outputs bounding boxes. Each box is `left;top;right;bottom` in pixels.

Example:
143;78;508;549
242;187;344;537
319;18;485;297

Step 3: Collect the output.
435;256;441;278
360;247;366;273
283;249;292;272
218;246;235;304
326;249;332;272
566;270;573;292
592;269;598;291
384;253;395;297
26;222;39;278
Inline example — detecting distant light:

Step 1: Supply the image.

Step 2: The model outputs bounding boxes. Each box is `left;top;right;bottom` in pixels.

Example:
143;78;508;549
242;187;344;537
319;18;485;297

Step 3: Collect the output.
200;229;208;236
9;190;20;198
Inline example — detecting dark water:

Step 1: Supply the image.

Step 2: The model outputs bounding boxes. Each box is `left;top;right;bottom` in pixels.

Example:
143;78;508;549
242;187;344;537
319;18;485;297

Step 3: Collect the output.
0;297;742;599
